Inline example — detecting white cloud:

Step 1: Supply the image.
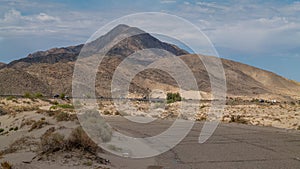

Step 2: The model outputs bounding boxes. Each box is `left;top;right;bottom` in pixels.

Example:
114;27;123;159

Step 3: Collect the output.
2;9;23;23
36;13;60;22
184;1;190;5
160;0;176;4
203;16;300;55
1;9;60;25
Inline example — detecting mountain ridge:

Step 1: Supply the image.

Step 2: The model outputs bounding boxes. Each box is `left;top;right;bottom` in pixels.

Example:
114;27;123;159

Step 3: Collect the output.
0;24;299;100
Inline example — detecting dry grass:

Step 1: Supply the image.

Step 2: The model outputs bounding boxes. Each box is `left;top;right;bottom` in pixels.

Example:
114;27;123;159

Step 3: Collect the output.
229;115;248;124
67;127;99;153
29;120;49;132
40;131;65;153
0;136;38;156
1;161;12;169
9;105;38;112
36;109;77;122
39;126;100;155
54;111;77;122
0;107;11;116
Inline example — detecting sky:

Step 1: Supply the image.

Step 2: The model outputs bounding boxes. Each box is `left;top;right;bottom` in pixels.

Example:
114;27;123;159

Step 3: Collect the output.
0;0;299;81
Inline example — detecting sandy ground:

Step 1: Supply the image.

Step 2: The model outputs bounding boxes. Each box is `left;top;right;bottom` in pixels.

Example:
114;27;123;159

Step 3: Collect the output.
0;97;299;168
99;100;300;130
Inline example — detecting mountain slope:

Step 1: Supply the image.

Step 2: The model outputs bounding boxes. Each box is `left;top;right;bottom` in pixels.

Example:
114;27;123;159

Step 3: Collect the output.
1;24;299;100
0;62;6;69
7;24;188;69
0;68;51;95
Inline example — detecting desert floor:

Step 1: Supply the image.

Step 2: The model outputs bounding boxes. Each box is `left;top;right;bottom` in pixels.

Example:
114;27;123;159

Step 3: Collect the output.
0;97;299;168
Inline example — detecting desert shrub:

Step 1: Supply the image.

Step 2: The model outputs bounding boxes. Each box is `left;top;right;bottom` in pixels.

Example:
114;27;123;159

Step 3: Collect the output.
60;93;66;100
24;92;32;99
67;127;99;153
58;104;74;109
46;100;59;105
40;132;65;153
1;161;12;169
230;115;248;124
50;104;74;110
236;115;248;124
0;128;4;133
22;100;31;104
54;111;77;122
29;120;49;132
103;110;111;115
6;96;15;101
13;127;18;131
0;107;11;116
13;105;38;112
9;127;13;131
39;127;99;154
166;92;182;104
114;111;120;116
1;136;37;155
20;119;36;128
230;115;235;122
35;93;43;98
83;160;93;166
11;99;18;103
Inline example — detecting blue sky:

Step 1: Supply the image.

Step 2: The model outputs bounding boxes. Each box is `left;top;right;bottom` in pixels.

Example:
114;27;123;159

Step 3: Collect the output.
0;0;299;81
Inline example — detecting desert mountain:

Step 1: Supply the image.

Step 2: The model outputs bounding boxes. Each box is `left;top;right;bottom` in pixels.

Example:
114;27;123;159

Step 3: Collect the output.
0;62;6;69
0;24;300;100
6;24;187;69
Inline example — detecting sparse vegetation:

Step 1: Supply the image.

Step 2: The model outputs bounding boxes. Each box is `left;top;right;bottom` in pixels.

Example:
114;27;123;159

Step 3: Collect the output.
0;128;4;133
0;107;10;116
23;92;32;99
0;136;38;155
166;92;182;104
200;104;206;109
35;92;44;98
83;160;93;166
1;161;12;169
103;110;111;115
40;126;99;154
229;115;248;124
60;93;66;100
68;127;99;153
40;131;65;153
5;96;15;101
12;105;39;112
50;104;74;110
29;120;49;132
54;111;77;122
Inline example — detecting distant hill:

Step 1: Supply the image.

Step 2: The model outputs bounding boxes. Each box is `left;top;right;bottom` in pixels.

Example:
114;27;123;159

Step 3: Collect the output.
1;24;300;100
0;62;6;69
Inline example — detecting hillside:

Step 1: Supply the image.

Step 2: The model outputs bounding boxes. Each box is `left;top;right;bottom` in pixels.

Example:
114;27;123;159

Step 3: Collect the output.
0;62;5;69
1;24;300;100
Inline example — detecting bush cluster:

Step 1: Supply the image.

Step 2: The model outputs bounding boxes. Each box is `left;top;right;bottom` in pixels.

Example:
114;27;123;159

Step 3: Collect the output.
40;127;99;154
166;92;182;104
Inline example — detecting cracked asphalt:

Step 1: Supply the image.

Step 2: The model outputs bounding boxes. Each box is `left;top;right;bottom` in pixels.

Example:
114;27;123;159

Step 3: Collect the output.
101;117;300;169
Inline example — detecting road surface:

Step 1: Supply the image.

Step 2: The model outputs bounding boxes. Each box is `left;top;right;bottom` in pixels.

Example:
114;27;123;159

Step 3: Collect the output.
100;117;300;169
